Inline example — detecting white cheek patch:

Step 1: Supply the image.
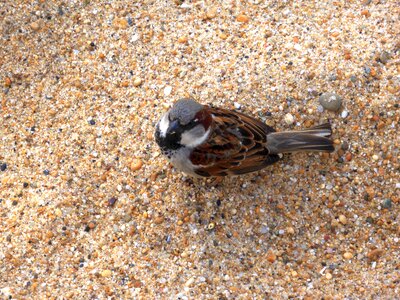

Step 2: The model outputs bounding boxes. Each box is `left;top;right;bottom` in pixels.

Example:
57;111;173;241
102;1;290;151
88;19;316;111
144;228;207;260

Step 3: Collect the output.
158;113;169;138
180;126;211;148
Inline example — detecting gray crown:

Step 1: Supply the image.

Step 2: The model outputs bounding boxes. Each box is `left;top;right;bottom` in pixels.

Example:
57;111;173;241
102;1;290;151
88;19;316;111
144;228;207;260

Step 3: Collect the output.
169;98;203;125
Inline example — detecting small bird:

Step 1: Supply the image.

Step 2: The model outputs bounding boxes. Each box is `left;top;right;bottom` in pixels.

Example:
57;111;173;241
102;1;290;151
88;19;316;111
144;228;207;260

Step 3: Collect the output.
155;98;334;177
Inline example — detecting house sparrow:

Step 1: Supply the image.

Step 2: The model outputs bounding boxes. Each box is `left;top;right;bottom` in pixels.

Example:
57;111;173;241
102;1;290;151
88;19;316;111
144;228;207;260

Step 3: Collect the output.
155;98;334;177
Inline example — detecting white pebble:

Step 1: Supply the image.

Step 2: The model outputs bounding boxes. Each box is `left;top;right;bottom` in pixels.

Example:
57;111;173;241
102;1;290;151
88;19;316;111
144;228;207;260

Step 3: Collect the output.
395;183;400;189
233;102;241;109
185;277;194;287
372;154;379;161
341;110;349;118
164;86;172;96
294;44;302;51
131;34;140;42
133;77;142;87
284;113;295;125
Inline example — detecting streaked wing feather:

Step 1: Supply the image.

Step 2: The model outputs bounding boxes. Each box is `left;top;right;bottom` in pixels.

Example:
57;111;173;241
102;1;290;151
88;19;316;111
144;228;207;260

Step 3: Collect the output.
190;106;280;177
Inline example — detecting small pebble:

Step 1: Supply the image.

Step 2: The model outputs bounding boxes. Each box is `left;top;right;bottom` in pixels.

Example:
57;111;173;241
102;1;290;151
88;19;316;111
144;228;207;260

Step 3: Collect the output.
55;208;62;217
372;154;379;161
259;225;269;234
284;113;295;125
325;273;332;280
88;221;96;229
177;36;188;44
233;102;241;110
154;216;164;224
343;252;353;259
339;215;347;225
108;197;117;207
89;119;96;125
367;249;384;261
43;170;50;175
319;93;342;112
206;7;217;19
185;277;194;287
341;110;349;118
164;86;172;96
30;21;41;31
101;270;112;277
130;158;143;171
133;77;142;87
113;18;128;29
345;152;352;162
236;14;250;23
266;249;276;263
4;77;12;87
0;163;7;171
379;51;391;64
382;199;392;209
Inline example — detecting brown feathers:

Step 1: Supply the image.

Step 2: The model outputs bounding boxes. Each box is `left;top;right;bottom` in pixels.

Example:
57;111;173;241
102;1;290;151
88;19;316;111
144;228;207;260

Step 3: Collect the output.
190;106;280;177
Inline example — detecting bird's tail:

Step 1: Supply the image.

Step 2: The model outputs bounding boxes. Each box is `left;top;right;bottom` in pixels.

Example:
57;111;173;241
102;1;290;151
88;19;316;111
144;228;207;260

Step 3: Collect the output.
266;123;334;154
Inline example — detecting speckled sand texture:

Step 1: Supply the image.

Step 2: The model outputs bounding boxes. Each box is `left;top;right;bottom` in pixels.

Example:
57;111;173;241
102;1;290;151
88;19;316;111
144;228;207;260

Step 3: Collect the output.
1;1;399;299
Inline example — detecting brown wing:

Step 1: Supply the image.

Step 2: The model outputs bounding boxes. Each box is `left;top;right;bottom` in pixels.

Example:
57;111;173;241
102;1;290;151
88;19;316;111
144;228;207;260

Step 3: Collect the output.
190;106;280;177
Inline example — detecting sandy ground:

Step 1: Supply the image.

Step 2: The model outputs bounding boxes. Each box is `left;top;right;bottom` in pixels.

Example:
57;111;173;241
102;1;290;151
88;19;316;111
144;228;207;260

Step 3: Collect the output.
1;0;399;299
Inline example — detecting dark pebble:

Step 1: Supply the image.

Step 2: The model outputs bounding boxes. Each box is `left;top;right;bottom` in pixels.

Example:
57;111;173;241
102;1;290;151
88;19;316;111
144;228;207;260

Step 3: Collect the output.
43;170;50;175
89;119;96;125
108;197;117;207
379;51;391;64
12;200;18;206
382;199;392;209
366;216;374;224
84;225;90;232
216;199;221;206
127;17;133;26
0;163;7;171
341;141;349;151
328;74;337;81
165;235;171;243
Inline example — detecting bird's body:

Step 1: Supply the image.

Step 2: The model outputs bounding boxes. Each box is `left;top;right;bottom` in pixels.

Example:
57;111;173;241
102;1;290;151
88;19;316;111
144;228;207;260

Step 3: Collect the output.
155;99;334;177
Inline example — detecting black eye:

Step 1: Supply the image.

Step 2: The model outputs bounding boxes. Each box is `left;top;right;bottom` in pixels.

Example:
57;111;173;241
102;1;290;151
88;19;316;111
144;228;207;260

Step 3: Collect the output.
169;120;180;133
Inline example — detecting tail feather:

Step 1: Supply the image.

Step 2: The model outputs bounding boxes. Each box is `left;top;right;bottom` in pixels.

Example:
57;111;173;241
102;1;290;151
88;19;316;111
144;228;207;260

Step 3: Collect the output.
267;123;334;154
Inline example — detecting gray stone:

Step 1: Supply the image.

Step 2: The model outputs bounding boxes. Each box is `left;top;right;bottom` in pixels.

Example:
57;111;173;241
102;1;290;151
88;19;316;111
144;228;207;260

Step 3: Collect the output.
319;93;342;112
